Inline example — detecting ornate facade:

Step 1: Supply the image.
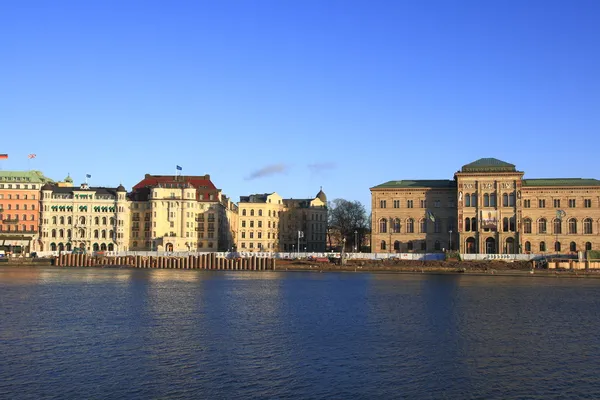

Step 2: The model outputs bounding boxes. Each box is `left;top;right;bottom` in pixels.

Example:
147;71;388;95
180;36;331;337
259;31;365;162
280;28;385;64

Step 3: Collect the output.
371;158;600;254
39;178;130;253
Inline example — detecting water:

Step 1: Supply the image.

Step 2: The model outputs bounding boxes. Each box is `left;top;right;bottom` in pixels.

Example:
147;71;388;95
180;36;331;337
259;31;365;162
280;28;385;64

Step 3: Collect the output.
1;267;600;399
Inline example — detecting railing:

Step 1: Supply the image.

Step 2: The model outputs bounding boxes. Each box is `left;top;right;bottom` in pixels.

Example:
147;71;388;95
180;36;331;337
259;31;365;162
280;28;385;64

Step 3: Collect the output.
2;219;19;224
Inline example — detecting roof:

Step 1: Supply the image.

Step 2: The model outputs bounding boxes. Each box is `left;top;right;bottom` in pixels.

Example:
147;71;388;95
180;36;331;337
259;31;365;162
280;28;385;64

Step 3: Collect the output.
239;193;273;203
460;158;517;173
371;180;456;189
522;178;600;187
49;186;121;196
0;170;54;184
132;174;216;191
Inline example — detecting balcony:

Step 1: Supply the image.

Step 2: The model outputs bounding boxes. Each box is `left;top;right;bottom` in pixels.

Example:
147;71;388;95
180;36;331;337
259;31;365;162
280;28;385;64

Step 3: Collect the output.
132;217;140;221
2;219;18;224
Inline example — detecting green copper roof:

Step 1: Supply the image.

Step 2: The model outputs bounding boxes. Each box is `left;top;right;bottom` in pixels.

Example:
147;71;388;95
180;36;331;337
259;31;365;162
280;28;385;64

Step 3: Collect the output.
461;158;516;173
372;180;456;189
522;178;600;187
0;170;54;183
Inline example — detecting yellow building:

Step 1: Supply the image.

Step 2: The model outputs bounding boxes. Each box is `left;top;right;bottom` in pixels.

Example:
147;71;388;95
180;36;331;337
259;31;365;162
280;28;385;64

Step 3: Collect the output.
237;189;328;252
128;174;236;252
40;178;130;253
371;158;600;254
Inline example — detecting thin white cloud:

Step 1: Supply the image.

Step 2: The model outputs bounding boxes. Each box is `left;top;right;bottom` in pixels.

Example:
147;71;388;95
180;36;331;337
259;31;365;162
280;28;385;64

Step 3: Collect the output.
245;163;289;180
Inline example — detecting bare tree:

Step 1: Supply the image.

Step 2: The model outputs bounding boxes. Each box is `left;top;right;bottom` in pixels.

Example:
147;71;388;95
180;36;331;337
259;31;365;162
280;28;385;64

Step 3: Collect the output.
327;199;369;251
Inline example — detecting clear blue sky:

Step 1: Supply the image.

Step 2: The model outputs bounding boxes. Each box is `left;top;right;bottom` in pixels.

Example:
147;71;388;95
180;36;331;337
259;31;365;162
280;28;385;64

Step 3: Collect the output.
2;0;599;211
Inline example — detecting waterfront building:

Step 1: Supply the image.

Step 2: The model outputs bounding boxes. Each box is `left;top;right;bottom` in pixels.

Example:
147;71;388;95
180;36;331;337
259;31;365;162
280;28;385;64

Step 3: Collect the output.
0;170;53;254
128;174;236;252
370;158;600;254
39;177;130;252
237;189;327;252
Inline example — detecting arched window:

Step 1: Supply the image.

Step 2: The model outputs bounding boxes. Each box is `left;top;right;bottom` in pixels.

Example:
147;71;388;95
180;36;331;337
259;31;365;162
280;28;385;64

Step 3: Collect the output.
540;241;546;252
67;217;72;225
568;218;577;234
110;217;115;226
380;240;386;251
109;230;114;240
59;229;64;238
490;193;497;207
471;193;477;207
503;193;508;207
93;243;99;252
78;228;85;238
79;216;85;225
503;217;509;232
66;243;71;251
538;218;547;234
52;216;57;224
555;241;561;252
407;241;413;251
525;241;531;252
509;216;515;232
553;219;562;234
420;219;427;233
101;230;106;239
570;242;577;252
101;243;107;251
484;193;490;207
465;194;471;207
393;218;401;233
94;230;99;238
258;210;262;216
471;217;477;231
434;240;441;251
51;229;56;238
465;218;471;232
250;209;254;216
60;216;64;225
242;209;247;216
584;218;593;234
394;241;400;251
95;217;99;225
102;217;107;225
586;242;592;251
379;219;387;233
50;243;56;251
108;244;114;251
407;218;414;233
509;193;515;206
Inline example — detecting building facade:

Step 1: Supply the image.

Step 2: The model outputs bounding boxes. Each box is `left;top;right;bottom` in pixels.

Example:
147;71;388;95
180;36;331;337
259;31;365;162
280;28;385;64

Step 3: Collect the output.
237;189;328;252
371;158;600;255
39;178;130;253
0;170;53;254
128;174;236;252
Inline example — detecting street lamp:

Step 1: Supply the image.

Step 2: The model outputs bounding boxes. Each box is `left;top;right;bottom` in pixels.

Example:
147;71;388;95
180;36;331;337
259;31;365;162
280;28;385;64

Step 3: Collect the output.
449;230;453;251
354;230;358;253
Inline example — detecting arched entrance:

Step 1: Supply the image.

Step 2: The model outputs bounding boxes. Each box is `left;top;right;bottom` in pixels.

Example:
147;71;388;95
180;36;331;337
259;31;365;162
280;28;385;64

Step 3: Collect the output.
58;243;64;252
101;243;107;251
485;237;496;254
93;243;99;252
108;244;114;251
466;237;476;254
166;243;174;252
506;237;515;254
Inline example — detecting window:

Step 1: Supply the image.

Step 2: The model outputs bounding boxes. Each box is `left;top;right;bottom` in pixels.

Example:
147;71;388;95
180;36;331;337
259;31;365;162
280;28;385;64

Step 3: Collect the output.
555;242;561;252
465;217;471;232
394;241;400;251
470;193;477;207
524;200;531;208
471;217;477;231
502;193;508;207
420;200;426;208
407;218;414;233
484;194;489;207
434;240;441;251
393;218;400;233
540;241;546;252
553;219;562;234
569;199;576;208
503;217;509;232
380;200;386;208
250;209;255;216
538;218;547;234
509;193;515;207
525;241;531;252
465;194;471;207
393;200;400;208
585;199;592;208
380;240;386;251
420;241;426;251
553;199;560;208
490;194;496;207
242;221;246;228
584;218;593;234
379;219;387;233
434;200;441;208
242;209;247;216
407;200;413;208
420;219;427;233
258;210;262;216
538;199;545;208
434;219;441;233
570;242;577;252
250;221;254;228
258;221;262;228
586;242;592;251
568;218;577;234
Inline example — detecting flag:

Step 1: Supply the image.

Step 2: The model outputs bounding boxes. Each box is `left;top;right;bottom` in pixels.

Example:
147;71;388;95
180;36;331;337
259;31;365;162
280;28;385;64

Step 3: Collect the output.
86;174;92;178
28;154;36;159
176;165;183;171
427;210;436;222
0;154;7;159
298;230;304;238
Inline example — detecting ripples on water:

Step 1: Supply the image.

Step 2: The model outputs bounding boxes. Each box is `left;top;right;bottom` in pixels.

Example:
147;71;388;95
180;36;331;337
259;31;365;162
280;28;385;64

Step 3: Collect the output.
1;267;600;399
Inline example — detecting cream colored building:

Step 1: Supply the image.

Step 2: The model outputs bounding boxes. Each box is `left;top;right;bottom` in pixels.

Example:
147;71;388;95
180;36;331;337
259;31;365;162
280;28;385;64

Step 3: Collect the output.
371;158;600;255
39;178;130;253
128;174;237;252
237;189;328;252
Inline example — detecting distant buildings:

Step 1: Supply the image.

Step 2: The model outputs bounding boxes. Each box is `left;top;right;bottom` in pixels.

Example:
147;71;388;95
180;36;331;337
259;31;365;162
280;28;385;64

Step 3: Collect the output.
371;158;600;255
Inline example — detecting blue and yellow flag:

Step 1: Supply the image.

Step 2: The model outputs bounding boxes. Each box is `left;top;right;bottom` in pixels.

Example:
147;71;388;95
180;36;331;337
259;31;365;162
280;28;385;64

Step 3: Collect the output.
427;211;436;222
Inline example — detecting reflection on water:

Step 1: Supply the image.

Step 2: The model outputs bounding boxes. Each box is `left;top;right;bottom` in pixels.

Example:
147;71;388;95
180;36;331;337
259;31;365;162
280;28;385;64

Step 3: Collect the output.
1;267;600;399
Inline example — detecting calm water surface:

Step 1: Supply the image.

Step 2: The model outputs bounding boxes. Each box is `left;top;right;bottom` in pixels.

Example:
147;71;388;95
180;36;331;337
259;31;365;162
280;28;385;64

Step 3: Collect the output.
1;267;600;399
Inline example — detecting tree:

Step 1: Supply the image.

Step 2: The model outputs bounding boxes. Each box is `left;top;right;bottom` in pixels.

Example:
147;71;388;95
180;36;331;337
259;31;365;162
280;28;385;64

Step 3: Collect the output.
327;199;370;251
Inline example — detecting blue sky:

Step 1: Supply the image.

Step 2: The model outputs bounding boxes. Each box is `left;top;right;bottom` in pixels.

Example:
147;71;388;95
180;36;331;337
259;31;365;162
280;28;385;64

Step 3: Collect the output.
1;0;599;211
